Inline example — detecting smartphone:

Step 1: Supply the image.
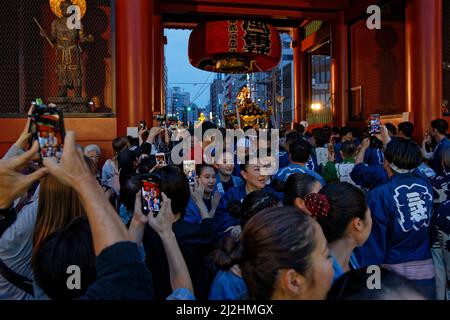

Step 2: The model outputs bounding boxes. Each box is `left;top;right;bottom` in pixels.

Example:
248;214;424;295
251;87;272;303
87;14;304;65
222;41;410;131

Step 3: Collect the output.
156;153;166;166
30;104;65;162
369;114;381;135
141;174;161;215
183;160;196;186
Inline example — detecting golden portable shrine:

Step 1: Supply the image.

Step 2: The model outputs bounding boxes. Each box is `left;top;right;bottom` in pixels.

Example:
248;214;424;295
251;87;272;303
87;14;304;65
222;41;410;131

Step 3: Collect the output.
223;86;273;129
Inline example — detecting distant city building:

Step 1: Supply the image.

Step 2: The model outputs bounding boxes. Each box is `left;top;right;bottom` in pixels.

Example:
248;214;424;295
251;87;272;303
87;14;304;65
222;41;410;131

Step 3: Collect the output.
210;74;224;124
171;86;191;118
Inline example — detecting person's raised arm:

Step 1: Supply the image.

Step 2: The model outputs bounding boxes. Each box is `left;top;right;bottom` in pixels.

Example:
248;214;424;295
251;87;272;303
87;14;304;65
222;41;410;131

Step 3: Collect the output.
0;141;48;209
190;179;211;220
128;191;148;245
355;137;370;165
43;132;129;256
147;193;193;293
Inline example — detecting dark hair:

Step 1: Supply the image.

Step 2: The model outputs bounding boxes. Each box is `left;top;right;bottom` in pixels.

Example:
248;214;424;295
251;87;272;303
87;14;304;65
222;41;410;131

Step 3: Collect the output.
316;183;367;243
289;139;312;163
313;129;329;147
241;207;318;300
294;123;305;134
117;149;138;172
340;127;352;137
140;142;152;155
196;163;216;177
139;155;156;174
127;136;139;147
33;217;96;300
431;119;449;135
284;173;320;205
341;141;357;158
384;123;398;136
331;127;340;136
112;137;129;155
200;121;218;137
384;138;422;170
285;132;300;148
211;236;243;271
120;174;141;213
397;122;414;138
328;267;425;300
228;190;282;227
154;166;190;216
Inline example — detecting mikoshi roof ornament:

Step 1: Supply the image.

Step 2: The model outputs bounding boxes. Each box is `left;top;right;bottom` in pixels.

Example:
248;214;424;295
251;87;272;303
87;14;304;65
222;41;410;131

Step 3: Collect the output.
189;20;281;74
223;86;273;129
50;0;87;18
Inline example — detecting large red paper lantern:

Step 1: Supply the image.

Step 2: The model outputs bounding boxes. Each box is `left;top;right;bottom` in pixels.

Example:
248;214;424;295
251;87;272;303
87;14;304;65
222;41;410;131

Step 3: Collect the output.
189;20;281;74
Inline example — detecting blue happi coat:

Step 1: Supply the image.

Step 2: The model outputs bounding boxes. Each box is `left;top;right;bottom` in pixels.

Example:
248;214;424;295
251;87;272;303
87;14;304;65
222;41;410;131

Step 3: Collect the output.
430;171;450;206
213;184;282;237
274;163;326;186
430;138;450;175
355;171;434;266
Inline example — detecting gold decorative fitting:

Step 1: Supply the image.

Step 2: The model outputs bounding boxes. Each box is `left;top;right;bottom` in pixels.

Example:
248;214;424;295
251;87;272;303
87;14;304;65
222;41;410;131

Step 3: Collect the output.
50;0;87;18
215;57;256;74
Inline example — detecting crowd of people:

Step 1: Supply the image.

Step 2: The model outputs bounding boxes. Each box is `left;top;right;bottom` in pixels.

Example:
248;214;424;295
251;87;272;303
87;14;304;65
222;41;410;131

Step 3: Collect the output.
1;111;450;300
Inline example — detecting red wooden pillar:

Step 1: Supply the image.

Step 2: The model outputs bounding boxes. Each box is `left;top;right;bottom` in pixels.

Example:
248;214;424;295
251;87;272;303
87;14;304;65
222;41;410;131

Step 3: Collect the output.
406;0;442;139
292;27;306;123
331;12;348;128
115;0;154;136
153;14;164;115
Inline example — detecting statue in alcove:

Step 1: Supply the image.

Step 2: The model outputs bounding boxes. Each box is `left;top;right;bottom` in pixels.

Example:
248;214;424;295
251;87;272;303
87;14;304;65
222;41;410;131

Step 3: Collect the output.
37;0;93;98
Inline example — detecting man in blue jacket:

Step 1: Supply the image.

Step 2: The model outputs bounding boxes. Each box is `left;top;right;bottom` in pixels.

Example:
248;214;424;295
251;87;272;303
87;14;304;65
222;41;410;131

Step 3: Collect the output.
274;138;325;186
427;119;450;175
354;138;435;299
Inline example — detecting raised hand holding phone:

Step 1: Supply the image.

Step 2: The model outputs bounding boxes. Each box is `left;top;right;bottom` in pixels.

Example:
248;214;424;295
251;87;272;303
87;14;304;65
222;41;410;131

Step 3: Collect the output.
141;174;161;216
15;105;34;150
369;114;381;135
147;193;175;236
30;103;65;163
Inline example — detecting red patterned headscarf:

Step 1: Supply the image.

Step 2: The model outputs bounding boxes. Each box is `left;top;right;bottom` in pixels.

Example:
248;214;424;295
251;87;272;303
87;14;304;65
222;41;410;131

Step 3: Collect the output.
304;193;330;219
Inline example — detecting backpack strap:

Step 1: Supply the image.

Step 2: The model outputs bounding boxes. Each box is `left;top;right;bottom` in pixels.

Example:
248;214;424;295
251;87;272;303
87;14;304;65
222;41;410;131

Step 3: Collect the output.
0;207;34;297
0;258;34;297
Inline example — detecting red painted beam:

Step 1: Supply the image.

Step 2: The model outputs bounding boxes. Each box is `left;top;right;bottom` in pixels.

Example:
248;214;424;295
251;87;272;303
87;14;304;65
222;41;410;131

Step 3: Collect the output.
158;0;348;11
345;0;383;23
157;3;339;21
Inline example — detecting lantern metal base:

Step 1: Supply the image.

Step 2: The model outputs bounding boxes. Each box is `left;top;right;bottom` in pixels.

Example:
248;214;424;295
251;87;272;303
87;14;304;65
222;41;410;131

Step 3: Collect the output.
215;57;255;73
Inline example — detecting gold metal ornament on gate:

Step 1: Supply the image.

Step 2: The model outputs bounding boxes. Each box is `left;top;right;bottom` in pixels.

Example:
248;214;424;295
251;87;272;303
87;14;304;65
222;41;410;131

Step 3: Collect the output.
50;0;87;18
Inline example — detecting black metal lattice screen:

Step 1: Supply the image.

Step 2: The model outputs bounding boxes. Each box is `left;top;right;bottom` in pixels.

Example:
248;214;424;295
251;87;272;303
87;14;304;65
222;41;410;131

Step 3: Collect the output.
0;0;113;116
443;0;450;114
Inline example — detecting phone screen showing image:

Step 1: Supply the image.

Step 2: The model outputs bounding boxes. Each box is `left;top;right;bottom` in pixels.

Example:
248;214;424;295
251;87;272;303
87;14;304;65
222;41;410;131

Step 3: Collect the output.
183;160;196;186
142;175;161;215
369;114;381;135
156;153;166;166
31;107;65;162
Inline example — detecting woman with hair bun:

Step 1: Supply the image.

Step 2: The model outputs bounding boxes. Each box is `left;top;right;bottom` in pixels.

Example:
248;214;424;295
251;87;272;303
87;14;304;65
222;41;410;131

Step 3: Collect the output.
303;182;372;282
241;206;334;300
208;190;282;300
